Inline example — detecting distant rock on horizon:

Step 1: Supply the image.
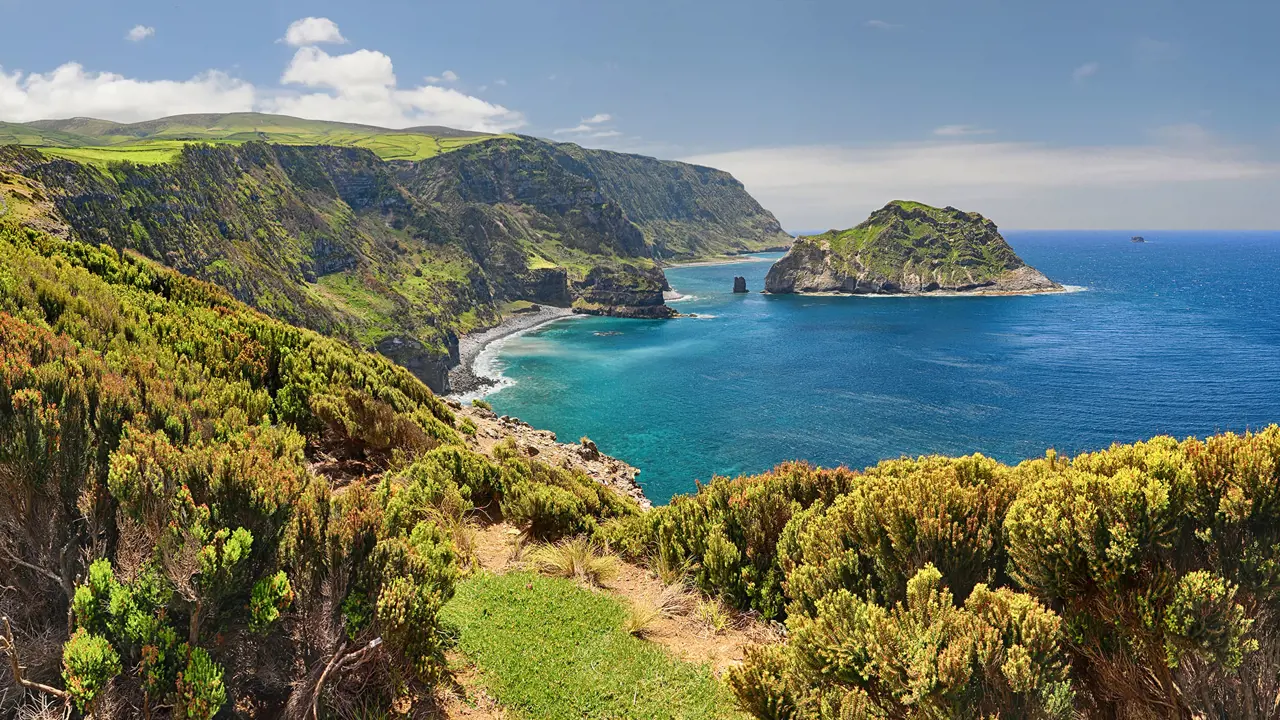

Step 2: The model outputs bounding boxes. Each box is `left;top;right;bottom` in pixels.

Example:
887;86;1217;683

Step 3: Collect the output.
764;201;1062;296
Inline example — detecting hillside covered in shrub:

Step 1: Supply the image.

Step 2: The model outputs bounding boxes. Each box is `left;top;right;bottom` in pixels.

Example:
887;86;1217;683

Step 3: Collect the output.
620;431;1280;719
0;218;642;718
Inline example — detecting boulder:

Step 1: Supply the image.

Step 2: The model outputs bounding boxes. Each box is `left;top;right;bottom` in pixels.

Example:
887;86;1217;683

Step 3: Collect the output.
733;276;748;293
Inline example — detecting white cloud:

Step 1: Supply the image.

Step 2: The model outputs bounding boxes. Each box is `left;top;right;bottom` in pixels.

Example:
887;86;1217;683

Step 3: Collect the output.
591;130;622;138
282;17;347;47
683;135;1280;230
554;113;615;135
0;20;523;133
425;70;459;83
1073;61;1100;82
495;79;507;86
126;25;155;42
865;20;901;30
554;124;593;135
933;124;994;137
269;46;522;131
0;64;254;123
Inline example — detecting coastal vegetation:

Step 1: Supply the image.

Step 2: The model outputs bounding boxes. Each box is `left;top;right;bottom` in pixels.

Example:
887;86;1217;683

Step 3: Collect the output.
622;432;1280;719
764;200;1061;295
0;218;643;717
2;207;1279;719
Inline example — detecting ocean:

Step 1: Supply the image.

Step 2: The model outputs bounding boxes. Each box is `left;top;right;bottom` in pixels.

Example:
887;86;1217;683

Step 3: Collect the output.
481;231;1280;504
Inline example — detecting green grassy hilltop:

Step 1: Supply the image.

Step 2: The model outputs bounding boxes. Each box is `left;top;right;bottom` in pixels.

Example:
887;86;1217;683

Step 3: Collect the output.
0;112;504;165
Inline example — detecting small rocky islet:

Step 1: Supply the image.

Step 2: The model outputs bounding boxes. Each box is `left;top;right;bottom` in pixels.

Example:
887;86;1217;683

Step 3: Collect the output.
764;200;1062;296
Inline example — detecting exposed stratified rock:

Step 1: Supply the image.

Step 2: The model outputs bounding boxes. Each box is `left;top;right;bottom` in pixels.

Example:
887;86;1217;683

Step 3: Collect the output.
733;276;748;293
764;201;1062;296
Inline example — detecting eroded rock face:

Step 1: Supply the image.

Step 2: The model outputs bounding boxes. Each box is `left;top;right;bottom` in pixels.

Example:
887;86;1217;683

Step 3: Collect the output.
733;276;748;293
765;201;1062;296
377;333;458;394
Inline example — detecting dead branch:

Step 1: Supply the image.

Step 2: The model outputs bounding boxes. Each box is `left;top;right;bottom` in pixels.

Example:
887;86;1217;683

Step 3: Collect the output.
0;616;68;702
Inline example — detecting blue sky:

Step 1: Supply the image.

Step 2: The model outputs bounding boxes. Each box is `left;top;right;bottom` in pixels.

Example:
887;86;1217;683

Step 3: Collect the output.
2;0;1278;229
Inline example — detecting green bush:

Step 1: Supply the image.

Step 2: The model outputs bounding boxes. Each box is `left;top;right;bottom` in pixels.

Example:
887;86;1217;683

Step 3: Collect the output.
249;571;295;632
733;565;1073;719
625;461;860;618
175;646;227;720
62;628;122;713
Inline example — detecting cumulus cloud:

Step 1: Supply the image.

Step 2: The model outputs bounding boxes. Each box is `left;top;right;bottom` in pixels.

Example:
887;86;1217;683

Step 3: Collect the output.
0;64;254;123
933;125;994;137
0;18;523;132
283;17;347;47
269;46;522;131
683;133;1280;230
126;25;155;42
1073;61;1101;82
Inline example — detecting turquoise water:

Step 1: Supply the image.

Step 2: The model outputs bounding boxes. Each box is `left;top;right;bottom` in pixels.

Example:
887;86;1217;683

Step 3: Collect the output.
484;232;1280;503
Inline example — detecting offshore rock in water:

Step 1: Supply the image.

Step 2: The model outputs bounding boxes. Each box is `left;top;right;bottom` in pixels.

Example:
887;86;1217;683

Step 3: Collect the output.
733;276;748;293
764;200;1062;295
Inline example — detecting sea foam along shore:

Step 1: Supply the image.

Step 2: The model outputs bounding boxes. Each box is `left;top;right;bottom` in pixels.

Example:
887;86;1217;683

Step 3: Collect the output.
447;305;578;400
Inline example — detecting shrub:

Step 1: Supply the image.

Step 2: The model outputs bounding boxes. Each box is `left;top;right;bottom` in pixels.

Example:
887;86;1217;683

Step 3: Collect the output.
471;398;492;411
736;565;1073;719
175;646;226;720
62;628;122;713
248;571;295;632
782;453;1021;617
625;461;861;619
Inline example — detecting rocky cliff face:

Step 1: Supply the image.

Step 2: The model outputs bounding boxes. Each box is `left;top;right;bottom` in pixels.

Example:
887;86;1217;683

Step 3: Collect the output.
3;134;785;388
764;201;1061;295
555;143;794;261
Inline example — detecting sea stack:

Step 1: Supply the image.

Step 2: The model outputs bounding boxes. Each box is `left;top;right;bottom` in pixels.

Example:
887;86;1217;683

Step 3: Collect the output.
733;276;748;293
764;201;1062;295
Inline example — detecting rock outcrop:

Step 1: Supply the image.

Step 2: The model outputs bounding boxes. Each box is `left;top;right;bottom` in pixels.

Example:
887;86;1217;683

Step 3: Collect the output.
764;201;1062;296
733;276;748;293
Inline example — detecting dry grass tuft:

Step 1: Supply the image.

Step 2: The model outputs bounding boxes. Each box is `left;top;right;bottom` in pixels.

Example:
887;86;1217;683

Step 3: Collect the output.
528;537;619;587
655;583;698;619
623;603;663;638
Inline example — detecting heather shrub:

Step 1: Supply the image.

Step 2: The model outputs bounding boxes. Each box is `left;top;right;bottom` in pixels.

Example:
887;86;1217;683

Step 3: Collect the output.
626;461;860;618
1004;429;1280;715
782;453;1021;617
62;628;122;714
732;565;1073;720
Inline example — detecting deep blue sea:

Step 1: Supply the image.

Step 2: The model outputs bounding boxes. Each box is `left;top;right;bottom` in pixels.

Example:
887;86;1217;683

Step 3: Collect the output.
482;232;1280;504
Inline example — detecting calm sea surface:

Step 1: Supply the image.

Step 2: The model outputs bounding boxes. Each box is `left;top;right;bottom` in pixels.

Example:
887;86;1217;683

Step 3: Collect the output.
483;232;1280;503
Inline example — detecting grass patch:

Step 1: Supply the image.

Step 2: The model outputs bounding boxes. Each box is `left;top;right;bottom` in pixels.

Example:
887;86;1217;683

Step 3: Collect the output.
38;143;186;166
441;572;743;720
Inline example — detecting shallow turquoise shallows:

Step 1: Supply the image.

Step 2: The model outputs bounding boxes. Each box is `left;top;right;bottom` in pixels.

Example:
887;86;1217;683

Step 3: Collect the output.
485;232;1280;504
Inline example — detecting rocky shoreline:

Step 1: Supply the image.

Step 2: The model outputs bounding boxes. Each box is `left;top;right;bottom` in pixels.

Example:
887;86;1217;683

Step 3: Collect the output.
447;399;651;509
447;305;577;398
